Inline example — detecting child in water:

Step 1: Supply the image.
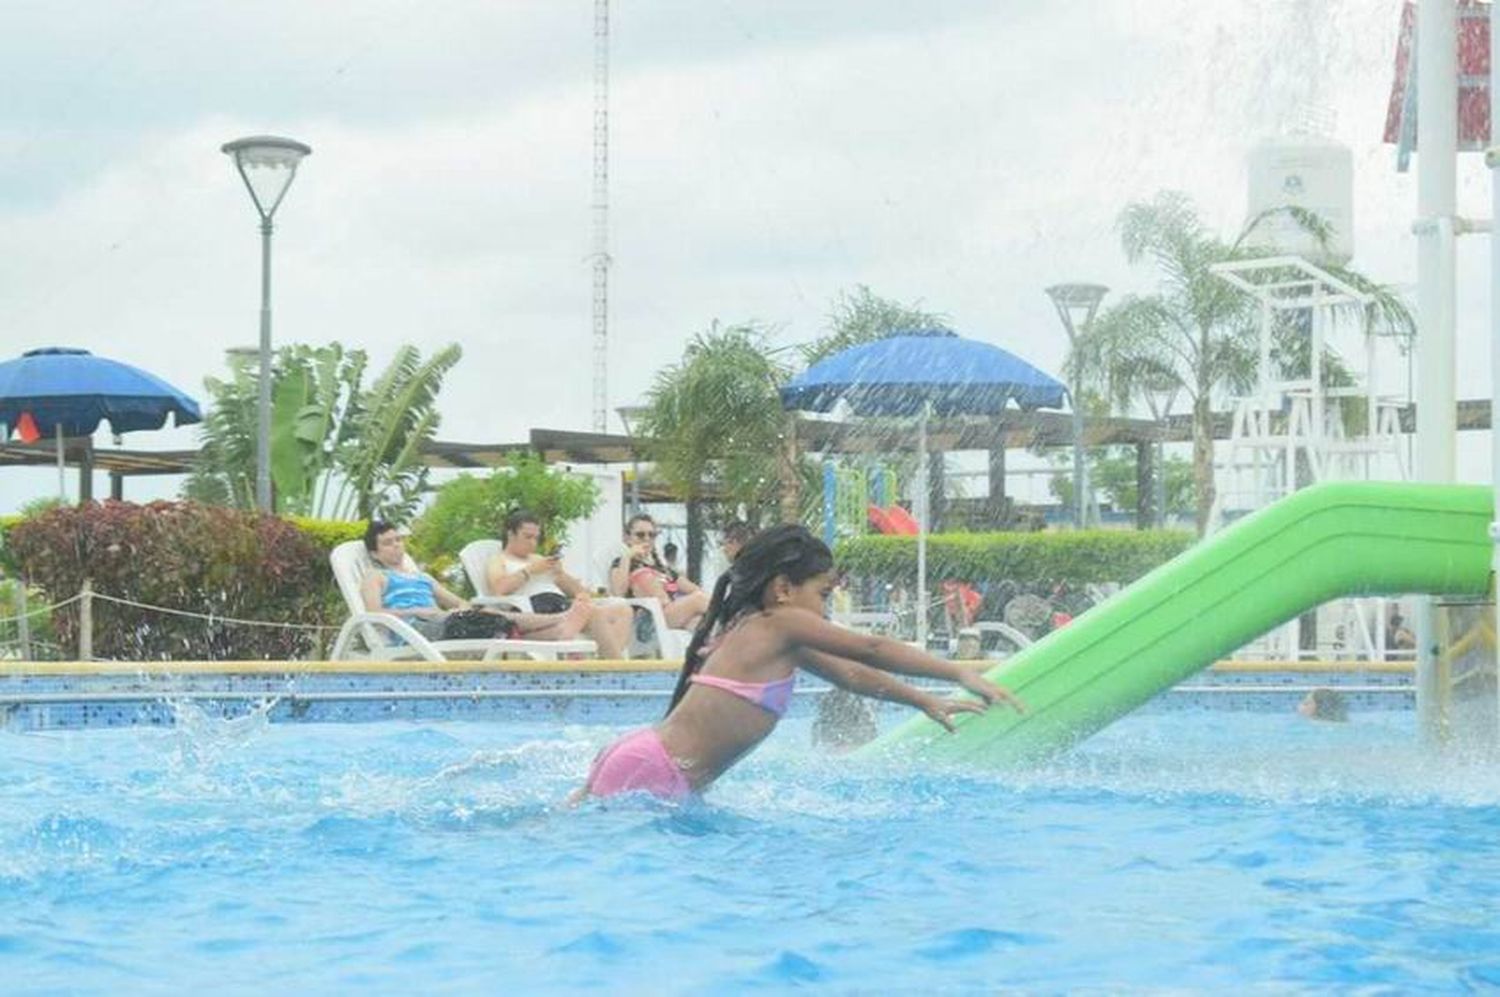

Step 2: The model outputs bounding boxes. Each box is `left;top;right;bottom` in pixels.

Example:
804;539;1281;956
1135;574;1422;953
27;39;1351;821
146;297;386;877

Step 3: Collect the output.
575;524;1024;800
1297;687;1349;722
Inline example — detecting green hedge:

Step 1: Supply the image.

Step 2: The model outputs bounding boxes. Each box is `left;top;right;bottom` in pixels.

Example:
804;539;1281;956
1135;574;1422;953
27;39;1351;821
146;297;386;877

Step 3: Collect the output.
0;514;22;575
835;528;1195;587
285;516;366;554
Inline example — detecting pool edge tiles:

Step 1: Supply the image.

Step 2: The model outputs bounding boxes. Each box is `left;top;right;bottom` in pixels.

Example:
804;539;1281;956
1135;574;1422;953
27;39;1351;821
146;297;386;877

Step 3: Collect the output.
0;660;681;731
0;658;1420;731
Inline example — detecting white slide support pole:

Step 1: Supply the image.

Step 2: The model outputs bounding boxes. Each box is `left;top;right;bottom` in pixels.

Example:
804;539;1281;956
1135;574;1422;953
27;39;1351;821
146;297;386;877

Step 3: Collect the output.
1488;0;1500;746
1415;0;1459;743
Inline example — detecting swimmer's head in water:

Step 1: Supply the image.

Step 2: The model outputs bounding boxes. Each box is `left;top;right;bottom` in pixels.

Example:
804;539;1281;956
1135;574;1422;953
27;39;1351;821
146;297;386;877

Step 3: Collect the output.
1298;687;1349;722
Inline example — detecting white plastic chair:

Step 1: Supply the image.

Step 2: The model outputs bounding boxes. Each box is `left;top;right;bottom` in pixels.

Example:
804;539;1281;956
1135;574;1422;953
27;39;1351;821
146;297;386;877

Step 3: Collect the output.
622;598;692;660
459;538;690;660
972;620;1034;654
328;541;595;662
458;539;530;608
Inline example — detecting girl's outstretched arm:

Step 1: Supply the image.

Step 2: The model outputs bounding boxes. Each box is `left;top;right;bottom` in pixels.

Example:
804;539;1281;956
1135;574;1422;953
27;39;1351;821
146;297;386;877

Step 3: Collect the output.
799;650;991;732
773;607;1024;713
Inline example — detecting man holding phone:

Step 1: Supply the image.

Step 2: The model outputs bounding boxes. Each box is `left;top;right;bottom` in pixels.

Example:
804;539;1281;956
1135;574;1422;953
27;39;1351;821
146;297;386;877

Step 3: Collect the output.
486;508;632;658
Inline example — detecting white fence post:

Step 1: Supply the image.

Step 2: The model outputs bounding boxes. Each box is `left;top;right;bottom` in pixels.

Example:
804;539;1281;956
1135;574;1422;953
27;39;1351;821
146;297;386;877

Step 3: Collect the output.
78;578;93;662
16;583;31;660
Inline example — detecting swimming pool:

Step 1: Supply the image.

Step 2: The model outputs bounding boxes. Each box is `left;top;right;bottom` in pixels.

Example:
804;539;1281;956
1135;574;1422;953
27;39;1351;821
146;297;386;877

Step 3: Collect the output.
3;707;1497;993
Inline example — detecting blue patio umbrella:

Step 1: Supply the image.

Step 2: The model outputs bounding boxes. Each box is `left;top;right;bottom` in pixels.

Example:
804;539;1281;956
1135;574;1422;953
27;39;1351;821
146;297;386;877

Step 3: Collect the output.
0;347;202;499
781;330;1067;645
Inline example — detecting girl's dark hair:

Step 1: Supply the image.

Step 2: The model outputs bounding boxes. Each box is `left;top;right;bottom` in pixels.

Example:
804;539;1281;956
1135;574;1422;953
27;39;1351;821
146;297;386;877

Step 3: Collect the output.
665;524;834;715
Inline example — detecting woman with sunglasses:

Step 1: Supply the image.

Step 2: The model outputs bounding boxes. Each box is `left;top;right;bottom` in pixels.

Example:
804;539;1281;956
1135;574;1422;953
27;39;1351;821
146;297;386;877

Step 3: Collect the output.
608;513;710;631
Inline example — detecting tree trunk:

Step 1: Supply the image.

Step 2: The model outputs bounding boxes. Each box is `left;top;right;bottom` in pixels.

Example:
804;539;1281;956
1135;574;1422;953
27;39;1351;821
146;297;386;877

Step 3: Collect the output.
1192;394;1215;536
685;498;705;582
927;450;945;533
1135;441;1153;530
776;418;802;525
986;447;1007;528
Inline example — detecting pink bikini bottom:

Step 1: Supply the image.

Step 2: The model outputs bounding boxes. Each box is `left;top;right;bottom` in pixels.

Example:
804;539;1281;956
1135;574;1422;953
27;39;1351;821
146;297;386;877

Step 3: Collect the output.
585;727;693;800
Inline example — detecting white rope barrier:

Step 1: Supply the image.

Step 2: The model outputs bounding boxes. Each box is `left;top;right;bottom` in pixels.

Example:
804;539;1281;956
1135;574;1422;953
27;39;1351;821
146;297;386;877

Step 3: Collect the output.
0;592;82;625
87;592;340;633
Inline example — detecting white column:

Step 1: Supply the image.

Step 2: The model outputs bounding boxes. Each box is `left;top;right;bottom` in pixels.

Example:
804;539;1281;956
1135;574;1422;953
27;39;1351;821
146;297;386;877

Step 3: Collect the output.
1488;0;1500;747
915;403;929;650
1415;0;1459;742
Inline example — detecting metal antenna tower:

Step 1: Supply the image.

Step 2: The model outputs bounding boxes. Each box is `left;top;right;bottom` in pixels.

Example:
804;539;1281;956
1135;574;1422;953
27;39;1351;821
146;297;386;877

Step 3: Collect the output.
590;0;611;432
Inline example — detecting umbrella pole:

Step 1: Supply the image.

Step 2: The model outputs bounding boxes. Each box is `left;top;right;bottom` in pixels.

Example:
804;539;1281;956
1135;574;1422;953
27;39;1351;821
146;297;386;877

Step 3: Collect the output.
55;423;66;502
916;402;929;650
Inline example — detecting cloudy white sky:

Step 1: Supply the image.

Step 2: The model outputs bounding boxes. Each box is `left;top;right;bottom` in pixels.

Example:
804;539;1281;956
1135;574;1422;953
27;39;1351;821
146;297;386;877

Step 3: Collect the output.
2;0;1494;512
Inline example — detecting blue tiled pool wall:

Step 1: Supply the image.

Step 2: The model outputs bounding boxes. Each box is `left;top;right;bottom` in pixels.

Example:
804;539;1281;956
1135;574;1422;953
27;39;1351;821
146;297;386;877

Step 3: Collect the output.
0;667;1416;732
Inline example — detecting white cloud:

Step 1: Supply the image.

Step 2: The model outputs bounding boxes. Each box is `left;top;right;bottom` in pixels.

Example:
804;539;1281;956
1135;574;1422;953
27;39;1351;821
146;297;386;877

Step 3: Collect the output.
3;0;1495;510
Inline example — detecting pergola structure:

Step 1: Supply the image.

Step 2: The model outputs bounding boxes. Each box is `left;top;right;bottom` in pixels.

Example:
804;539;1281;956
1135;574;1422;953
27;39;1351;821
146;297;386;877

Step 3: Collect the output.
2;403;1491;522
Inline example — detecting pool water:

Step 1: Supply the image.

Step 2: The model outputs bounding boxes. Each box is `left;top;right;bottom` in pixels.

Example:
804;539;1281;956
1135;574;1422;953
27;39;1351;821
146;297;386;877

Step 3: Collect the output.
4;708;1500;993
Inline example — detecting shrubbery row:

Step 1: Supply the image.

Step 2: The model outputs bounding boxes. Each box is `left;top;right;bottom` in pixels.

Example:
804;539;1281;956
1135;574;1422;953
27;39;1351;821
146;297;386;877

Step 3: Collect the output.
1;502;1196;659
836;529;1195;588
4;502;346;660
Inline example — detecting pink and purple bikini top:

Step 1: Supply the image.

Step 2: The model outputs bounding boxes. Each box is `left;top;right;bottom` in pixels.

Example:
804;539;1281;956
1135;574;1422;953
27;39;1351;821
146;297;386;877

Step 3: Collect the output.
689;672;796;717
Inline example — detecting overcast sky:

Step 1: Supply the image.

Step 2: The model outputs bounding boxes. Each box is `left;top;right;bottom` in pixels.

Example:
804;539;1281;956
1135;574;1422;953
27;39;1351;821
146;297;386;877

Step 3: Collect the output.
2;0;1494;512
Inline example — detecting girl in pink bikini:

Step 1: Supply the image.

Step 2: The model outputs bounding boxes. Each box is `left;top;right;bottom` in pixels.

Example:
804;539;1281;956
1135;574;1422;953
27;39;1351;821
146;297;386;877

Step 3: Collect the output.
577;524;1024;800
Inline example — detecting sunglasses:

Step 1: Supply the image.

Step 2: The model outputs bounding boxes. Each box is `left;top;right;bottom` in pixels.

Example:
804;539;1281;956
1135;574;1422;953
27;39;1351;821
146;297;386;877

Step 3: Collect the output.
631;530;657;540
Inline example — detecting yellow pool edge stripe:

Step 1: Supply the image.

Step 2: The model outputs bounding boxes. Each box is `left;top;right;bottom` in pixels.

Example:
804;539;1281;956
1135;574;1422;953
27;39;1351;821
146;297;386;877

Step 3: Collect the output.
0;659;683;676
1209;660;1415;674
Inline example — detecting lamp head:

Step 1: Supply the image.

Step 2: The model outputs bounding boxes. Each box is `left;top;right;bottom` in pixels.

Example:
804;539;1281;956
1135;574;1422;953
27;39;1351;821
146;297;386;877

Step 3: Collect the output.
221;135;312;220
1045;282;1109;338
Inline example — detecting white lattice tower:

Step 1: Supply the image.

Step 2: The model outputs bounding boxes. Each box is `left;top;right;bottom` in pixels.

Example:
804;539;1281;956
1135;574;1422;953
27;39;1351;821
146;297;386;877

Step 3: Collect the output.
1209;256;1410;660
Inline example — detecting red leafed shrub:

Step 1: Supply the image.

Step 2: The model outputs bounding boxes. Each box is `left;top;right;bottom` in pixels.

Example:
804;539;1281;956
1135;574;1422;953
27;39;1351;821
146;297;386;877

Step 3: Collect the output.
7;501;328;660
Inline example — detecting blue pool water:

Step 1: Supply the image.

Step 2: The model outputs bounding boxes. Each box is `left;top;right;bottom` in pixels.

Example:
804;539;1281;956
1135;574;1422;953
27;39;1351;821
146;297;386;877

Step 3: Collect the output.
3;708;1500;993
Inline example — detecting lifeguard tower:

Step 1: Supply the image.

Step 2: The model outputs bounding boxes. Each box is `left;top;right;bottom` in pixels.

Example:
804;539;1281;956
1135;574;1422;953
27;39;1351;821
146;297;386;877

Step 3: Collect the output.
1209;126;1414;661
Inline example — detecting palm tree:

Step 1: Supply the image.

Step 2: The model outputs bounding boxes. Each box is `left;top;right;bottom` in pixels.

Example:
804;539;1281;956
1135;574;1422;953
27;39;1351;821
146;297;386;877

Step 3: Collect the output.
635;323;798;575
334;343;462;521
186;342;461;521
182;353;261;509
274;343;367;515
1071;191;1414;534
802;284;948;366
637;290;956;569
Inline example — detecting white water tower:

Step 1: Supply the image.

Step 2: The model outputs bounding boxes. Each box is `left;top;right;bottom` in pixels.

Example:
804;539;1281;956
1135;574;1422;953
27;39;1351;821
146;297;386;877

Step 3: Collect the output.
1246;131;1354;266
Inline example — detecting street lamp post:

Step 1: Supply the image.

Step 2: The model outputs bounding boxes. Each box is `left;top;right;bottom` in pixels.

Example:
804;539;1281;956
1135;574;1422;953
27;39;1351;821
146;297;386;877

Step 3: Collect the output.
1045;283;1108;528
615;405;644;513
221;135;312;511
1144;377;1178;528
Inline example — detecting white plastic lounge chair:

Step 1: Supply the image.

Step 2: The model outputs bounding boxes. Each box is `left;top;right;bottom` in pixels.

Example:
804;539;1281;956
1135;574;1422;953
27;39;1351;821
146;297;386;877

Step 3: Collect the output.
631;604;692;661
460;538;691;660
972;620;1034;655
329;540;595;662
831;608;901;634
457;539;537;613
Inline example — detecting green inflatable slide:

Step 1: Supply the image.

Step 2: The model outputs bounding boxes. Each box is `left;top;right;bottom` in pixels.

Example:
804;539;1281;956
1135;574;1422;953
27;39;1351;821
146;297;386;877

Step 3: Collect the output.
859;482;1495;768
